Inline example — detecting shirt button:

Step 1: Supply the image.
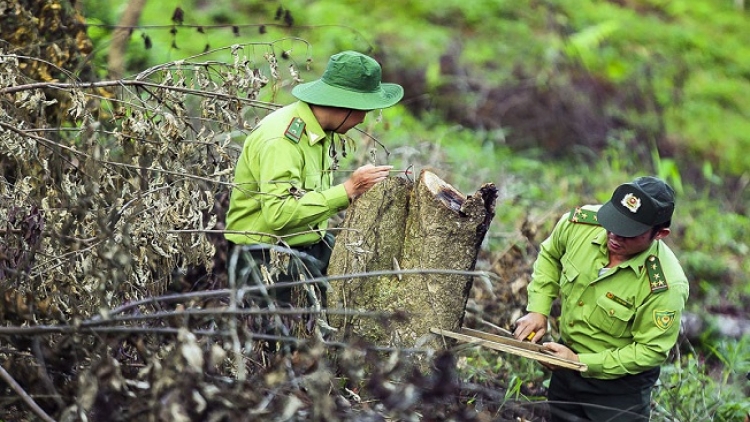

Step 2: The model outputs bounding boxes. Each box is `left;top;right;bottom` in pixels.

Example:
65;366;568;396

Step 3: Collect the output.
609;309;615;315
578;301;584;306
568;321;574;327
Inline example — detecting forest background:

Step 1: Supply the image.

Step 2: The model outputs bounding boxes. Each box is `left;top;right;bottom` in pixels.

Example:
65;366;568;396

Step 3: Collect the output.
1;0;749;420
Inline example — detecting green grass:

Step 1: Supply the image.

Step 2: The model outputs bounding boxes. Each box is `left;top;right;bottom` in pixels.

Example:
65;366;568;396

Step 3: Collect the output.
653;337;750;421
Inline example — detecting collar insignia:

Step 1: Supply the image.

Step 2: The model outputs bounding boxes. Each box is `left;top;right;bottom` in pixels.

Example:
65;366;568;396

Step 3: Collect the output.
284;117;305;144
646;255;669;292
568;207;600;225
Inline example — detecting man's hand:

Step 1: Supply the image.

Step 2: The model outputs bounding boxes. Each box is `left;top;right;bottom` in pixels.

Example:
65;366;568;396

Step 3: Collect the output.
538;342;579;370
542;342;579;361
343;164;393;200
513;312;547;343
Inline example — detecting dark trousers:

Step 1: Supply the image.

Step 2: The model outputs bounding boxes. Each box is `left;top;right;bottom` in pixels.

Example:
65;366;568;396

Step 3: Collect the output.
227;235;335;351
547;366;660;422
227;233;334;307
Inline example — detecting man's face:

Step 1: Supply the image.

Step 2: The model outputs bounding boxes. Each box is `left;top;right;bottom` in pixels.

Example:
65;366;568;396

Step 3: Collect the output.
334;109;368;133
606;228;669;258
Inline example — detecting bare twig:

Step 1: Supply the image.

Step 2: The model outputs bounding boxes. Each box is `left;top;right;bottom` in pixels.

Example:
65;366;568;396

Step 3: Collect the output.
0;308;392;336
227;245;247;381
94;267;498;319
0;364;57;422
31;338;65;408
0;121;235;187
0;78;275;109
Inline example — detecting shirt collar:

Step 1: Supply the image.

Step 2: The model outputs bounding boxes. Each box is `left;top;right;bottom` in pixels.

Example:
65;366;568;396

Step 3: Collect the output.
293;101;327;145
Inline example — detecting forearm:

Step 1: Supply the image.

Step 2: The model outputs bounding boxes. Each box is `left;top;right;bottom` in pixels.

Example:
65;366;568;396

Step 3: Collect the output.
577;342;667;379
261;184;349;231
526;238;565;315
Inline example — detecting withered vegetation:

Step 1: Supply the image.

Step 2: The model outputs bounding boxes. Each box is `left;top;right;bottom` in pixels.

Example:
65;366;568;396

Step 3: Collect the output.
0;30;542;422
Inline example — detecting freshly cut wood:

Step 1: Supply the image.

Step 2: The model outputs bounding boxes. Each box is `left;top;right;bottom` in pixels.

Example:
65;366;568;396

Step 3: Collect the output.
431;328;588;372
327;170;498;349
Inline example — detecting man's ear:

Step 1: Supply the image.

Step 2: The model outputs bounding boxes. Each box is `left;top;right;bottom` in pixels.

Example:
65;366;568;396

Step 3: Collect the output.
655;228;671;240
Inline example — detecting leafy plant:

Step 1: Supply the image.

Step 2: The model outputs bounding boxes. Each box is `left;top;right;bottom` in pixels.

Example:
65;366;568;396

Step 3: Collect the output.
653;338;750;421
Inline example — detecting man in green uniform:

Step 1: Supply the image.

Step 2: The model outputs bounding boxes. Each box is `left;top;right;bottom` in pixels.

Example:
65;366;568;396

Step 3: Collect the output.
225;51;403;307
514;176;689;421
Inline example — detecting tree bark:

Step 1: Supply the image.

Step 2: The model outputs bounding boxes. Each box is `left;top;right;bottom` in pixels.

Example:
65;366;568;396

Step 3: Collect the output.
326;176;413;336
108;0;149;79
328;170;498;349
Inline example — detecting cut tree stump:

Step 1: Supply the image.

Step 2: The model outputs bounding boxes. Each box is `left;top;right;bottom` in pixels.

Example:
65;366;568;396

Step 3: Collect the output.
327;169;498;349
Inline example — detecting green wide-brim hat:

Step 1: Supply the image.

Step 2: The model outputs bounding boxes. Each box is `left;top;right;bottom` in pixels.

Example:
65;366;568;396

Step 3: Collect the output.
292;51;404;110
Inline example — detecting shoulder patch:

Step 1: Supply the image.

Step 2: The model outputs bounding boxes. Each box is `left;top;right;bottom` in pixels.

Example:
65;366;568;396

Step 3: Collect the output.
653;310;676;330
646;254;669;292
284;117;305;143
568;207;600;225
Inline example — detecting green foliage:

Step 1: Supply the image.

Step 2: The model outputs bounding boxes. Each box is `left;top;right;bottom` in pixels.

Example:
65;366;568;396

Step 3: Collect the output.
456;347;547;402
681;206;750;255
562;20;621;76
458;337;750;421
653;339;750;421
651;150;684;194
81;0;750;180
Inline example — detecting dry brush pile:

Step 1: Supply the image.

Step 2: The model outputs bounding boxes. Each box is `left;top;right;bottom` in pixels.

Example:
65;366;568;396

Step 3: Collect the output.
0;43;542;421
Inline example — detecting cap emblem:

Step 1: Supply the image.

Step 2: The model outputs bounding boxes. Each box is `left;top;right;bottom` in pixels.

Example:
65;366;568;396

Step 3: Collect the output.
621;192;642;213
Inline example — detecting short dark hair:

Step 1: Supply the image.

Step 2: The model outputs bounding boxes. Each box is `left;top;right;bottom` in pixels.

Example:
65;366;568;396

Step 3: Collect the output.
649;221;671;239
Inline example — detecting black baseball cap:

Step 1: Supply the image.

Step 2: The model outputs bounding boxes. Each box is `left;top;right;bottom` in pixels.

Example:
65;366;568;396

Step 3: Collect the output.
597;176;675;237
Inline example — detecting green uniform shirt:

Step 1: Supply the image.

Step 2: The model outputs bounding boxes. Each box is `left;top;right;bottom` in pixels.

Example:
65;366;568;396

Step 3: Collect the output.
224;101;350;246
527;205;689;379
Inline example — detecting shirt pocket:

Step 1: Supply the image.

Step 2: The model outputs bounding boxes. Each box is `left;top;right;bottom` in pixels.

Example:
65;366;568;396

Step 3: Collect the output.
588;294;635;338
302;170;321;192
559;256;580;298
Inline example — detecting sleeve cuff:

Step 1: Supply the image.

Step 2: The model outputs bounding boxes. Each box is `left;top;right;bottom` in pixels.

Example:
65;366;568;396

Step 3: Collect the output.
322;184;351;211
577;353;604;377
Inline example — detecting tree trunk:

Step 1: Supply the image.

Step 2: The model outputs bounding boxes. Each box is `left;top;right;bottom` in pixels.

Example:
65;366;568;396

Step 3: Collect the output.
327;170;498;349
326;176;413;336
108;0;149;79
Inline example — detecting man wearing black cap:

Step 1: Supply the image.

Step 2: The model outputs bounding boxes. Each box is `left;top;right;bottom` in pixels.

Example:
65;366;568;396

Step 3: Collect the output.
514;176;689;421
224;51;403;309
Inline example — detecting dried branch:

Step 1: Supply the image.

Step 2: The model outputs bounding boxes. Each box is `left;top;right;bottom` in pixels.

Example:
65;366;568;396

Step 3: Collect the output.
0;78;276;108
0;364;56;422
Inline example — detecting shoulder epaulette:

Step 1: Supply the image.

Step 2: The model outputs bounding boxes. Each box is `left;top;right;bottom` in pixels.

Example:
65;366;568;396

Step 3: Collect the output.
646;254;669;292
568;207;600;225
284;117;305;143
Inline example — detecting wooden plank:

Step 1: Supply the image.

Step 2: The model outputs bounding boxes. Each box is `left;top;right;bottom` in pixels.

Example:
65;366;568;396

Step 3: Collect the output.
459;327;551;354
430;328;588;372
